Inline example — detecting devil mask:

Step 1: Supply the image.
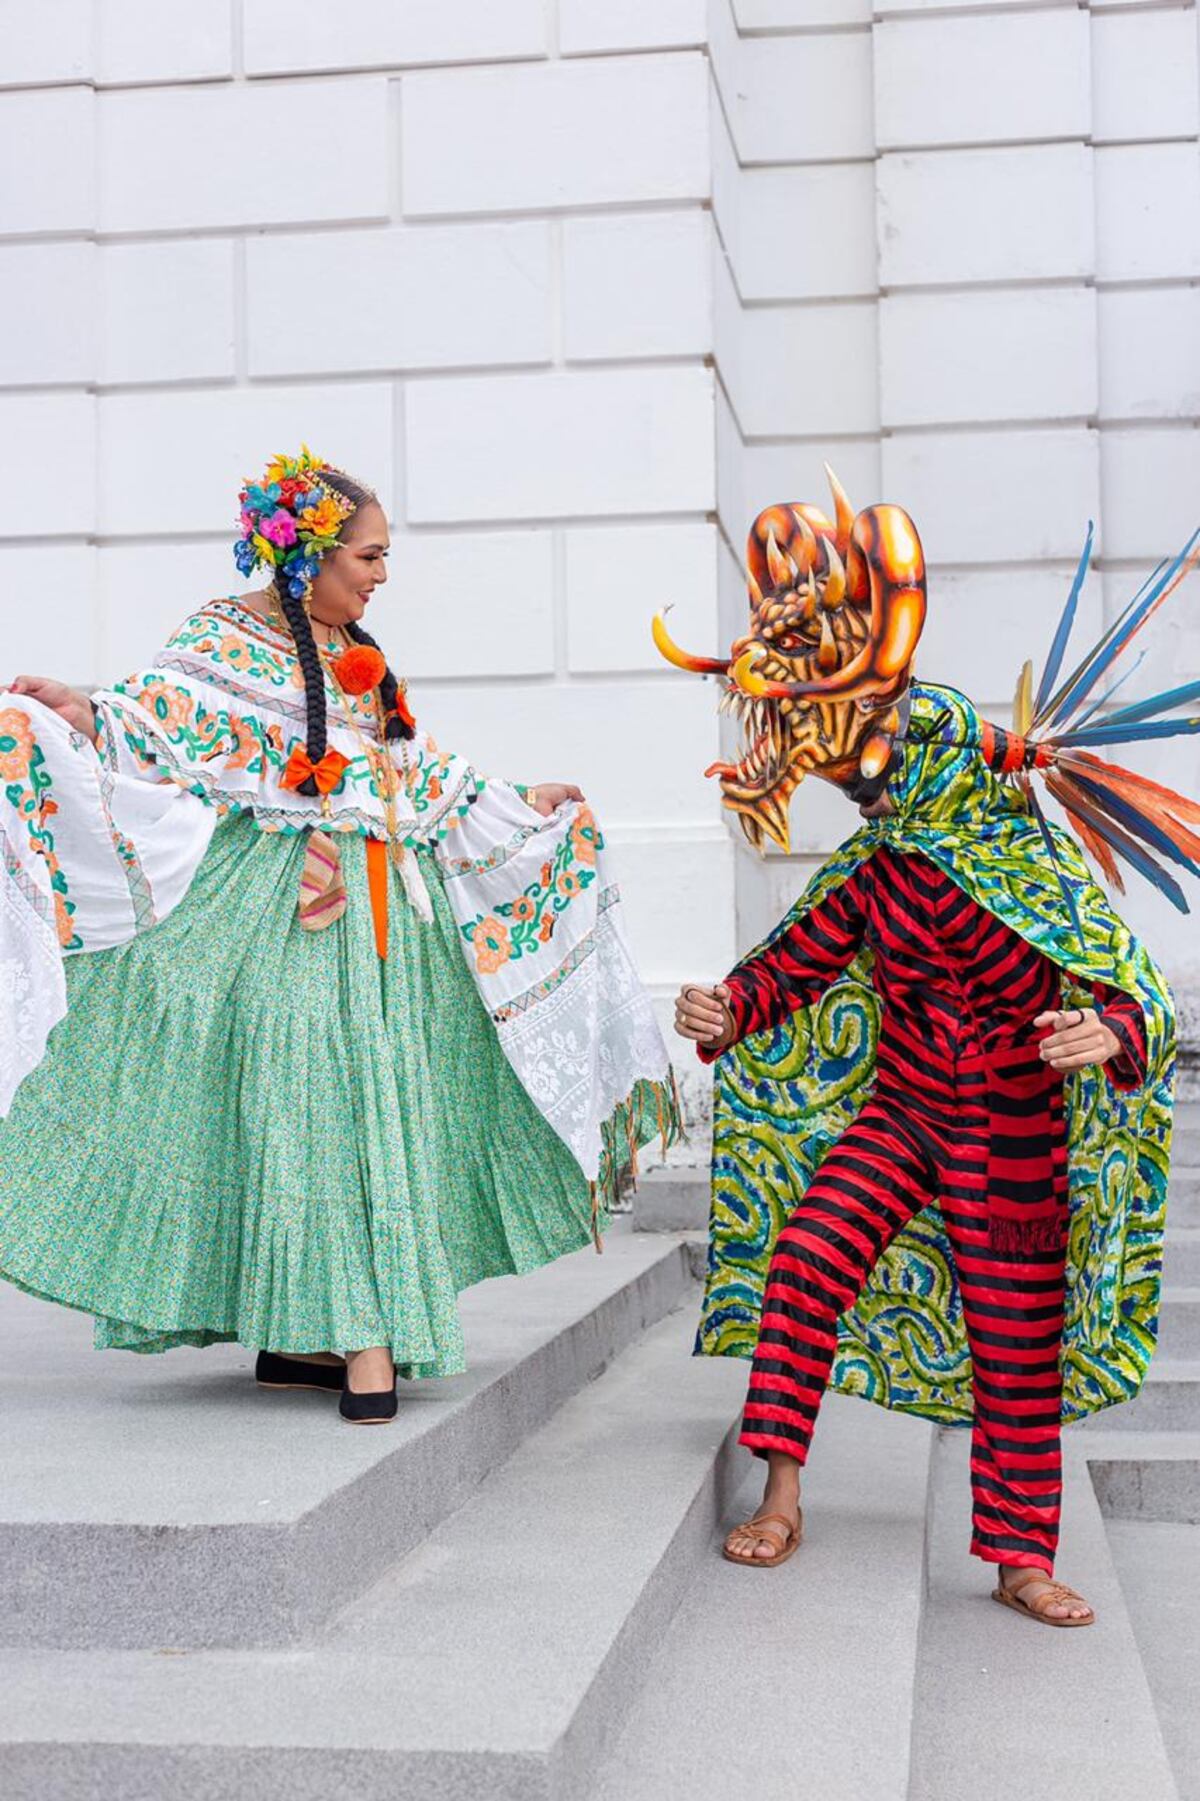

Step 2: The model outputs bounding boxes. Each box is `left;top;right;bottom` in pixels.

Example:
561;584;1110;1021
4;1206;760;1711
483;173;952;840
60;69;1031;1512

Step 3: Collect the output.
653;467;927;852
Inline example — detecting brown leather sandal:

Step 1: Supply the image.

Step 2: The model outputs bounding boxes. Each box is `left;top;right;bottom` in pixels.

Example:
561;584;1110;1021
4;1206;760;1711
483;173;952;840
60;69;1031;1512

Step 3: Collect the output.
722;1509;803;1569
992;1570;1095;1628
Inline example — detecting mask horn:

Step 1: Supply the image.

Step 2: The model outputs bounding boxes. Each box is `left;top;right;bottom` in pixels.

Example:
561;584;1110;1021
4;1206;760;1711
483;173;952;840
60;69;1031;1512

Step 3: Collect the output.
825;463;855;555
652;608;732;676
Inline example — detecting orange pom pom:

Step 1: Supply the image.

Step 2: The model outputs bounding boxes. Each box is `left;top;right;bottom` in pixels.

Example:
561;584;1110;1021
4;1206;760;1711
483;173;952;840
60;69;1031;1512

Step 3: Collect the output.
332;644;386;695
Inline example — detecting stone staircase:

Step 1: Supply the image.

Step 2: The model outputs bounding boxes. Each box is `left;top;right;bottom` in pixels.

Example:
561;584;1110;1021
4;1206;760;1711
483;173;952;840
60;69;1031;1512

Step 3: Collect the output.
1;1105;1196;1800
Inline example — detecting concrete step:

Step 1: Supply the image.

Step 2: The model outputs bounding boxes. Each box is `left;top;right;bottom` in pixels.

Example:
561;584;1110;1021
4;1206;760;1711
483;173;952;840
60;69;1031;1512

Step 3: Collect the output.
1167;1168;1200;1226
908;1428;1179;1801
1158;1287;1200;1358
589;1393;934;1801
1106;1520;1200;1801
0;1307;748;1801
1081;1431;1200;1525
1164;1227;1200;1286
631;1164;710;1234
0;1223;697;1651
1076;1362;1200;1434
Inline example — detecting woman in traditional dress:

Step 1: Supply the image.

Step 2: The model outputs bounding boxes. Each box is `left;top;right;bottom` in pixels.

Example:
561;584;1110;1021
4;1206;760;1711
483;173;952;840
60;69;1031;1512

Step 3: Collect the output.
0;449;676;1424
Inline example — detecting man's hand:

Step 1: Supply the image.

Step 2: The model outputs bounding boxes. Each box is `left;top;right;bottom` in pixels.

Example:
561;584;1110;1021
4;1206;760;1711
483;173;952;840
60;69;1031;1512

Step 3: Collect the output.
1034;1006;1122;1072
526;782;585;817
675;982;735;1050
7;676;97;743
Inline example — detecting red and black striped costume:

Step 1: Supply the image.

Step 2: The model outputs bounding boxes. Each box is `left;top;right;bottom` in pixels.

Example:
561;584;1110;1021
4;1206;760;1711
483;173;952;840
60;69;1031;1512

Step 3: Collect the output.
705;848;1145;1573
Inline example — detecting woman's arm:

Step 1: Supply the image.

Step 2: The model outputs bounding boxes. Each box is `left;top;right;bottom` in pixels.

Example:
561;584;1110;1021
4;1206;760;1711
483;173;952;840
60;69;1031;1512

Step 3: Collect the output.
677;869;870;1062
6;676;98;745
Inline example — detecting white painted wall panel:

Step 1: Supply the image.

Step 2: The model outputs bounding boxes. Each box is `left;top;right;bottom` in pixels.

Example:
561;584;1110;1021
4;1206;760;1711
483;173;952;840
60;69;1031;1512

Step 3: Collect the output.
372;530;557;680
247;223;552;378
0;88;93;235
98;81;391;234
0;394;96;538
0;242;95;385
559;0;707;55
729;298;880;439
733;163;878;302
98;385;395;536
243;0;547;74
1095;144;1200;282
405;367;715;524
1100;428;1200;561
1091;9;1200;146
0;0;91;86
919;567;1103;712
881;428;1100;565
96;544;249;681
564;523;718;673
875;10;1089;151
880;288;1097;428
562;211;711;362
0;546;99;687
401;55;709;216
879;145;1095;287
1098;288;1200;423
97;1;234;85
100;241;236;385
728;32;875;164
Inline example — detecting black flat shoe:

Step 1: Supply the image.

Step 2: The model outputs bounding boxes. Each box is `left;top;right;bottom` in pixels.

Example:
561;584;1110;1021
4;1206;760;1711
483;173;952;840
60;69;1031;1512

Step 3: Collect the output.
255;1350;345;1395
338;1386;398;1425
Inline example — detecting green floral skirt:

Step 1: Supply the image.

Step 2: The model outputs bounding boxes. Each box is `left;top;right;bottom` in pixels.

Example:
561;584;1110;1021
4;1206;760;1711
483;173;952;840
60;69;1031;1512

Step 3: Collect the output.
0;816;623;1377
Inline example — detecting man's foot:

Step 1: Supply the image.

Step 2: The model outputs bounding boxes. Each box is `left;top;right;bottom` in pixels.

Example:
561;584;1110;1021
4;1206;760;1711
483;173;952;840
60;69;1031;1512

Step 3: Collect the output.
993;1564;1095;1627
345;1346;395;1394
723;1462;803;1566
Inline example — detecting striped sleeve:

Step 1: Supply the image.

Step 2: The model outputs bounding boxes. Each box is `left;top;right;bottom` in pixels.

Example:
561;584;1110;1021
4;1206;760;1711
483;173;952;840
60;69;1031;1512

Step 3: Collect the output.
700;868;869;1062
1093;983;1148;1092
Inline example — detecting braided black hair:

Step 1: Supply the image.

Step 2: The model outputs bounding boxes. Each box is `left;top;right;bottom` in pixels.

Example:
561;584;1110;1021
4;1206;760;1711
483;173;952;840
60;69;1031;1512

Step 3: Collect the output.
277;467;412;796
274;568;329;797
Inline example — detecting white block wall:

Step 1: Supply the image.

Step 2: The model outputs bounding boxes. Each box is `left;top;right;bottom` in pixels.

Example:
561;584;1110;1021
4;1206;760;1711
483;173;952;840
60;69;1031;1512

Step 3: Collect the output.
710;0;1200;1053
1;0;1198;1075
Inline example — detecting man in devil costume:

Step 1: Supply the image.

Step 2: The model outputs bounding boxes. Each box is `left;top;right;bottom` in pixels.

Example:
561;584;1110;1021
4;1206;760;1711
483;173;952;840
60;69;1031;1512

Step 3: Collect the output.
663;472;1193;1628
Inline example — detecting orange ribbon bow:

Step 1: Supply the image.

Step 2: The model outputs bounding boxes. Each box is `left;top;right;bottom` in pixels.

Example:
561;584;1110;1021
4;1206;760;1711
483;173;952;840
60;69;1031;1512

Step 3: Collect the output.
280;746;350;795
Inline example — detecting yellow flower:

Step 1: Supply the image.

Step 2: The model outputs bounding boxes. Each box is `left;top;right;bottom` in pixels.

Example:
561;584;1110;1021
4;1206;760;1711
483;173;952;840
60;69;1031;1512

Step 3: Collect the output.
299;497;343;538
252;532;278;566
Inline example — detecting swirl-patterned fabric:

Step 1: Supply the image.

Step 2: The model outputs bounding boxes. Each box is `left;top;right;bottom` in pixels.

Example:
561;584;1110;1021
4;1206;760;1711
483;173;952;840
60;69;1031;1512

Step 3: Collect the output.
698;684;1174;1424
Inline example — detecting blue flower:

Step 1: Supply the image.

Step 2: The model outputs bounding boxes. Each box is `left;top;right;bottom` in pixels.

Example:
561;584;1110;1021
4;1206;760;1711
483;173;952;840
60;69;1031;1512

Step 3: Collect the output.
233;538;257;576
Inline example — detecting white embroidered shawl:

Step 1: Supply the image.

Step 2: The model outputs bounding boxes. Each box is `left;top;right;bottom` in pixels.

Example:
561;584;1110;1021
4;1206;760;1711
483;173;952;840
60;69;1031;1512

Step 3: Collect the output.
0;601;671;1179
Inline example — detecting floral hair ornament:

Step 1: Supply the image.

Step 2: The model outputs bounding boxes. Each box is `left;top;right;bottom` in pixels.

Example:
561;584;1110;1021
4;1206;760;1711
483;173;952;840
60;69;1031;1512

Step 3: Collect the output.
234;445;357;602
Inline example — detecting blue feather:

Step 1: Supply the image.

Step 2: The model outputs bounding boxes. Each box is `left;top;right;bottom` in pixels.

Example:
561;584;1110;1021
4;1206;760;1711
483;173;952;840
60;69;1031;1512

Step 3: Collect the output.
1097;678;1200;730
1035;557;1167;729
1070;650;1146;731
1053;716;1200;748
1033;522;1093;718
1043;535;1199;732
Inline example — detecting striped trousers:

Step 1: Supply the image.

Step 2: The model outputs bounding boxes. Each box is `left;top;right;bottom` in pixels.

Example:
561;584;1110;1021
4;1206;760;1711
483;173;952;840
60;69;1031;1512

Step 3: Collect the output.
741;1094;1068;1574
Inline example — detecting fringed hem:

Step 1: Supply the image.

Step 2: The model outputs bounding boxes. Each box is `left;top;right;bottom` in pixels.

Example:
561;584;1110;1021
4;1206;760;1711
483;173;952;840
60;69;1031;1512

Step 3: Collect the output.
590;1069;684;1249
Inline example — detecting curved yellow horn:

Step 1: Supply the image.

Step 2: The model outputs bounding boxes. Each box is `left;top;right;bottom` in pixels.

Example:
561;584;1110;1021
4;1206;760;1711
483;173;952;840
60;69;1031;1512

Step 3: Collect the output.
652;608;731;676
821;537;846;609
731;645;772;696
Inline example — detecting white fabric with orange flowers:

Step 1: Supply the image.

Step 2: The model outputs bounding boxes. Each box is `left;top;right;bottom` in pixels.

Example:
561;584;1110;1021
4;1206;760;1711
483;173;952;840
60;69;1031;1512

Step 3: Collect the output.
437;780;672;1178
0;681;671;1180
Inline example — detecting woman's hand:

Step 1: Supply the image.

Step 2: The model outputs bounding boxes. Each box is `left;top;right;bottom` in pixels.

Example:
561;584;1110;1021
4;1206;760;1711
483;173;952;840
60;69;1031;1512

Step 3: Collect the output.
525;781;585;817
1034;1006;1121;1071
675;983;735;1050
8;676;97;744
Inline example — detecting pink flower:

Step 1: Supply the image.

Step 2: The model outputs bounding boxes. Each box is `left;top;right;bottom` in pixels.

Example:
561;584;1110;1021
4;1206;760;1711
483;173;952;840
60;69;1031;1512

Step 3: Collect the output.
261;509;298;548
239;508;256;534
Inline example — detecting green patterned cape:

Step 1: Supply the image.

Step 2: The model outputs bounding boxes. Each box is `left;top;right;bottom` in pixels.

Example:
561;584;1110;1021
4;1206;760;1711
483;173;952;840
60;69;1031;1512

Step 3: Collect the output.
697;684;1175;1424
